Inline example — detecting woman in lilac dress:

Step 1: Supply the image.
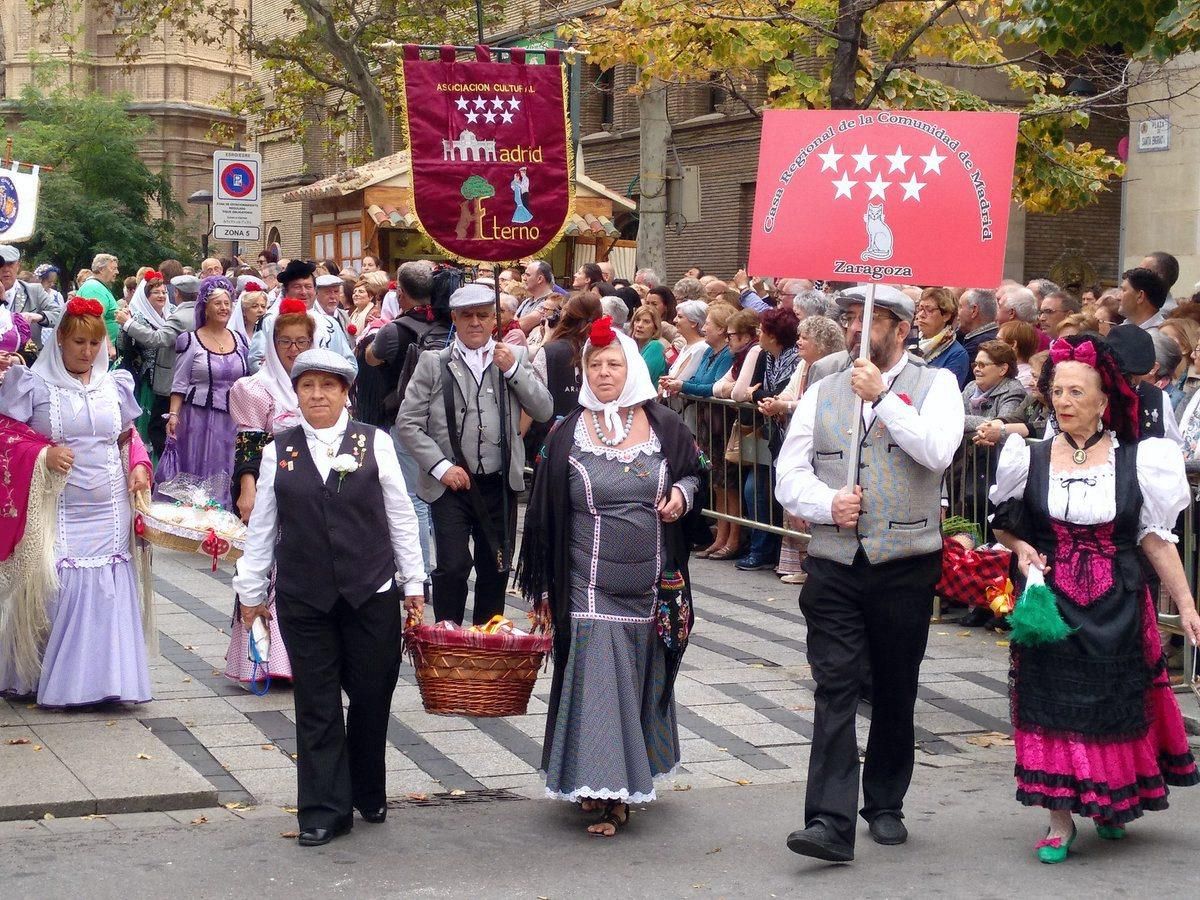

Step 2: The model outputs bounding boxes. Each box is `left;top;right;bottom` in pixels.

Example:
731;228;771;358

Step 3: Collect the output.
159;276;248;508
0;302;33;369
0;299;154;706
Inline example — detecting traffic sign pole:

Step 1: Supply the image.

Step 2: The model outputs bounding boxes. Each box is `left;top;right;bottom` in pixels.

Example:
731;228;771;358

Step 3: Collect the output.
213;148;262;264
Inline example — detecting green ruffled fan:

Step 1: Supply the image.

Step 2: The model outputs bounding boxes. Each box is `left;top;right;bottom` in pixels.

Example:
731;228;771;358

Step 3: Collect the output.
1008;566;1075;646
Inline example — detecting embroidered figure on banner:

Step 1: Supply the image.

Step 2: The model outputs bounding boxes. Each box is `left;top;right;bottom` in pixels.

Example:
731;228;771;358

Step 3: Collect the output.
861;202;894;261
457;174;496;240
511;167;532;224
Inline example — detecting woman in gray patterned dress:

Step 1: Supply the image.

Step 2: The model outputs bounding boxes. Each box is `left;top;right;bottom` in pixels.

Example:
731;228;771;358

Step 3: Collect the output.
518;317;706;836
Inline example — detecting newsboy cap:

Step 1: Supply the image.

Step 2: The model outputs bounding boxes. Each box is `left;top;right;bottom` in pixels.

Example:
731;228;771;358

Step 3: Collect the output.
290;347;357;387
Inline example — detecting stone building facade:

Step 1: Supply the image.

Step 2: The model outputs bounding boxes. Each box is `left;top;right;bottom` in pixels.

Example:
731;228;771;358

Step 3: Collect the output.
0;2;248;238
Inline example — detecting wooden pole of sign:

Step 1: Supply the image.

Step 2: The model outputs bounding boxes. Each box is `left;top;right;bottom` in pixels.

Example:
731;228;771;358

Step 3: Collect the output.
2;137;55;172
845;282;878;489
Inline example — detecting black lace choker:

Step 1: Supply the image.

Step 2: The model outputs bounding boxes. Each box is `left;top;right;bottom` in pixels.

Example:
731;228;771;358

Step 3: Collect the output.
1062;429;1104;465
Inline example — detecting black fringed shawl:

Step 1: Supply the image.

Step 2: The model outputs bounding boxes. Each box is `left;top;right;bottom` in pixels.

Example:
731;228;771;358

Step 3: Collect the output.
516;402;709;718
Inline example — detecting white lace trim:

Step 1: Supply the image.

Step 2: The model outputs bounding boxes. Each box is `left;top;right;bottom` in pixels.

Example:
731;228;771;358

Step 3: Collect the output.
59;552;131;570
542;764;683;805
1139;525;1179;545
572;415;662;461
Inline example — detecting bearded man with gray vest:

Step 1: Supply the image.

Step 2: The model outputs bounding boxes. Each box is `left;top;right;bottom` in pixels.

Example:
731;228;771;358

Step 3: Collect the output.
775;285;963;863
232;348;427;847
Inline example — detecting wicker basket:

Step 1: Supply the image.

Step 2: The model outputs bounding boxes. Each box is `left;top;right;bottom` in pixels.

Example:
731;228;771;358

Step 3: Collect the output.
134;493;245;564
405;625;552;718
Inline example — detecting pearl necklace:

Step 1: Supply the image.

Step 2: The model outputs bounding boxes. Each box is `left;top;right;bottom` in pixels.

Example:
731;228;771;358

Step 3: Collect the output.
591;409;635;447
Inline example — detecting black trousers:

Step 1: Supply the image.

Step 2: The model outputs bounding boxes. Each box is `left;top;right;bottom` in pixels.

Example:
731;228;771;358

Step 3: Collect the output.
798;549;941;848
275;588;403;832
148;393;169;459
429;473;515;625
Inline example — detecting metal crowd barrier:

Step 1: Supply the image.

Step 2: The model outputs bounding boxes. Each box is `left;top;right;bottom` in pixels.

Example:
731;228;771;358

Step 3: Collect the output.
684;395;1196;647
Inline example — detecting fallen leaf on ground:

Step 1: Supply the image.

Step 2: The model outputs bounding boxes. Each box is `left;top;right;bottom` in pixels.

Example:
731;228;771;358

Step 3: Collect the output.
5;738;30;745
734;778;752;786
956;631;972;637
105;721;116;727
936;631;949;636
407;793;429;802
42;813;55;820
282;807;298;814
185;645;195;651
80;814;107;821
33;745;42;751
996;640;1010;647
966;731;1014;748
224;802;249;810
279;830;299;839
716;747;728;752
190;816;208;825
449;789;466;796
672;784;693;792
705;847;721;855
290;753;298;760
182;677;192;683
136;753;152;760
261;744;274;750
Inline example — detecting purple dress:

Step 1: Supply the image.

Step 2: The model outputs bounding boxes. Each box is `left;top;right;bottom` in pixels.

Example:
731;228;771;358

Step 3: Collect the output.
159;330;248;509
0;366;152;706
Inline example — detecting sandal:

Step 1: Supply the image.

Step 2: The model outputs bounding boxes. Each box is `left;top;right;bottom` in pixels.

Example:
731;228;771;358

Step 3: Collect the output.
586;801;630;837
708;545;739;561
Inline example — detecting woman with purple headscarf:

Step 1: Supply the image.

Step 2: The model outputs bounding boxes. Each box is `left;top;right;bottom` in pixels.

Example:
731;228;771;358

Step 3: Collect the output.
156;276;248;508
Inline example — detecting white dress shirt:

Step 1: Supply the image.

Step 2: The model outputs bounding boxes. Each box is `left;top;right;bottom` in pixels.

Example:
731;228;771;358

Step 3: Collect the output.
429;340;520;482
775;355;963;525
231;411;427;604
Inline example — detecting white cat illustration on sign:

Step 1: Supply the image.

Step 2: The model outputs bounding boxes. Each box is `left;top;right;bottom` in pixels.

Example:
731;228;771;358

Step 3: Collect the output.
861;202;894;261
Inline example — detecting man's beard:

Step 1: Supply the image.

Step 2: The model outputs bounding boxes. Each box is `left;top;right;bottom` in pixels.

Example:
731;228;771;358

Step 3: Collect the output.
869;329;900;368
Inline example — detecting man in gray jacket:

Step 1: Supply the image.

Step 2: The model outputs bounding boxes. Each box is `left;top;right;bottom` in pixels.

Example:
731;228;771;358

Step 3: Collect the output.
1;244;63;348
397;283;553;626
116;274;200;455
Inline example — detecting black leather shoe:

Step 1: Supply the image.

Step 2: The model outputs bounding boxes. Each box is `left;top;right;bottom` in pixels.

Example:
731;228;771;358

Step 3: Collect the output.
297;819;352;847
359;806;387;824
868;813;908;845
785;822;854;862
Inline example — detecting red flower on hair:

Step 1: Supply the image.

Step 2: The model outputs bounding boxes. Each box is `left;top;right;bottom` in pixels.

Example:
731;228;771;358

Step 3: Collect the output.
243;281;264;293
279;299;308;316
143;270;163;284
347;323;358;336
66;298;104;318
589;315;617;347
388;281;397;291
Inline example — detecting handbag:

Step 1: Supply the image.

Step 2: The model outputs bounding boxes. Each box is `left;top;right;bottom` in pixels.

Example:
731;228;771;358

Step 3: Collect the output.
153;435;180;489
655;569;692;651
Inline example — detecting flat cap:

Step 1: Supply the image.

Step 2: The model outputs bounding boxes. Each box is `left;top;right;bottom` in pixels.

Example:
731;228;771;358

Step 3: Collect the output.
449;283;496;310
835;284;915;323
170;274;201;294
0;245;20;264
291;347;357;386
315;273;343;288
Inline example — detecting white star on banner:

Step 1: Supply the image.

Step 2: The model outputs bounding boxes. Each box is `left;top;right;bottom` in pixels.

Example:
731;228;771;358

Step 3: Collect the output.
885;145;911;174
508;97;521;110
899;173;927;201
473;96;487;110
483;110;497;124
501;111;515;125
920;147;947;175
492;96;505;109
831;172;856;199
455;97;468;111
851;145;877;173
865;173;891;200
817;146;843;173
465;111;479;124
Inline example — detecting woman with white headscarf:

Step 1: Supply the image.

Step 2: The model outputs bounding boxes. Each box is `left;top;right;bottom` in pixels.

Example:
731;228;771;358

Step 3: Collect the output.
122;270;173;456
0;298;155;706
221;298;313;688
518;315;708;837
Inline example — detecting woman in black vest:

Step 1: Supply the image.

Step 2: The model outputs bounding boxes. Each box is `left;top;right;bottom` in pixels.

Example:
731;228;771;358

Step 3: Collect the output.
232;347;427;847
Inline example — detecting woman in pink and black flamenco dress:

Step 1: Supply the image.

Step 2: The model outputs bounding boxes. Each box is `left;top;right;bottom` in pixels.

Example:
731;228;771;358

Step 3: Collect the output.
990;333;1200;863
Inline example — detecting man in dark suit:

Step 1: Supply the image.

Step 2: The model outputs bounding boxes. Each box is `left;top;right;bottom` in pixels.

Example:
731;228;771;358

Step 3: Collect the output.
232;348;427;847
1;244;63;348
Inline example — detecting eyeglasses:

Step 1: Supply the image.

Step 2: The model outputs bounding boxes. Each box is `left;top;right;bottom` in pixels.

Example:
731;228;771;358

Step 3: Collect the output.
837;312;897;327
275;338;313;351
973;360;999;369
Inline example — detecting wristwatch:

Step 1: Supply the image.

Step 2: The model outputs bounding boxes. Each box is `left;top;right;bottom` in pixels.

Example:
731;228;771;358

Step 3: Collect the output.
871;387;890;408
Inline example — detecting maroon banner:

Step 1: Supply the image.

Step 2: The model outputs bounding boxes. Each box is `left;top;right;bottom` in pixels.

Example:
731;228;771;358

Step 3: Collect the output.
749;110;1019;286
399;45;573;264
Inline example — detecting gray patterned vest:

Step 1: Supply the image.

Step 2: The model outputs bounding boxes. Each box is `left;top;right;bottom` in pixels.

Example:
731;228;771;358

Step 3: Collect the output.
809;361;944;565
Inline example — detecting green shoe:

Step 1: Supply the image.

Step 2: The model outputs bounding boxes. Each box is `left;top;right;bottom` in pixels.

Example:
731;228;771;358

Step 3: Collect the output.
1036;823;1077;864
1095;821;1126;841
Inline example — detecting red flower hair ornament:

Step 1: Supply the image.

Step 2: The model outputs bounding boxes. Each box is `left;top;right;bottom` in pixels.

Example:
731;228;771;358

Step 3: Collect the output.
347;323;358;336
589;315;617;348
243;281;264;293
66;298;104;318
278;299;308;316
143;270;163;285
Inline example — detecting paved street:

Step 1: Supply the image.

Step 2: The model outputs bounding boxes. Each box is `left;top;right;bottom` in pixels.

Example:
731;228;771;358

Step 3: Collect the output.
2;548;1199;896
